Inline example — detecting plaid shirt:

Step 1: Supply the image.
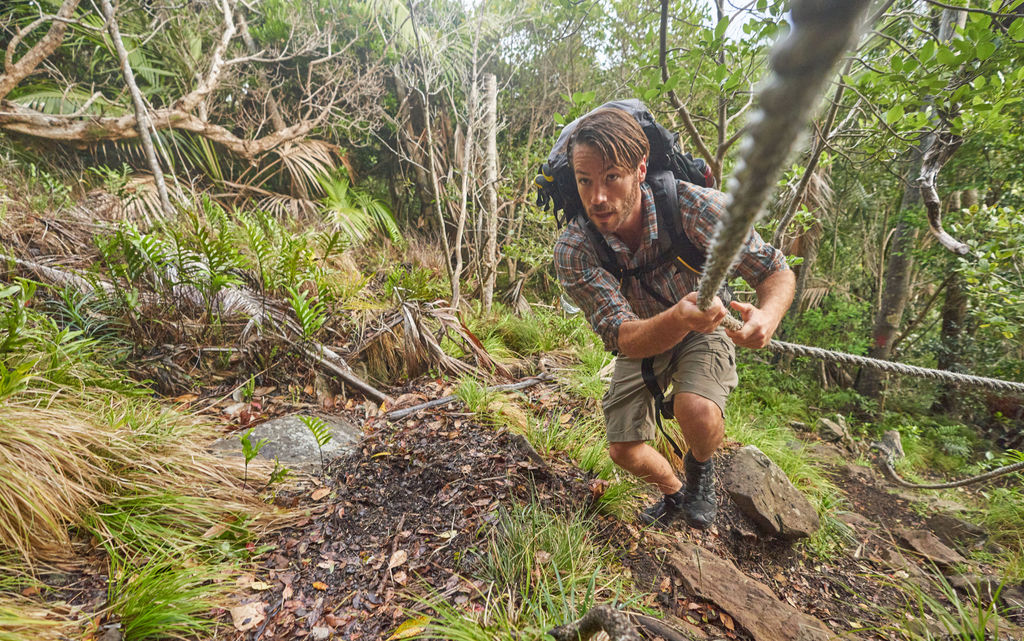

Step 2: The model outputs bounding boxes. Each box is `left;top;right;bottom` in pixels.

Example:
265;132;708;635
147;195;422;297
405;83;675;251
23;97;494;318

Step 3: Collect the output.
554;180;788;352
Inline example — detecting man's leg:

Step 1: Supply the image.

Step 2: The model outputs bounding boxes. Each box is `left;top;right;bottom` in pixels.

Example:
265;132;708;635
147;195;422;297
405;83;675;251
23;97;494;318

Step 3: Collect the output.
667;331;737;530
603;353;689;527
608;441;682;494
672;392;725;462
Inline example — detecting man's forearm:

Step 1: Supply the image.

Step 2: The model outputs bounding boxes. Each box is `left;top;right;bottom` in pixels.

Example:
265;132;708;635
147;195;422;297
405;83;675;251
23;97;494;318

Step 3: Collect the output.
617;292;727;359
617;309;690;359
755;269;796;323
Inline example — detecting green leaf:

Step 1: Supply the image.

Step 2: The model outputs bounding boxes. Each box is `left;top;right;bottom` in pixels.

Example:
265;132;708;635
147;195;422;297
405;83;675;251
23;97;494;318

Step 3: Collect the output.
976;41;996;60
714;16;729;40
1010;18;1024;40
936;44;958;66
884;104;904;124
920;40;936;62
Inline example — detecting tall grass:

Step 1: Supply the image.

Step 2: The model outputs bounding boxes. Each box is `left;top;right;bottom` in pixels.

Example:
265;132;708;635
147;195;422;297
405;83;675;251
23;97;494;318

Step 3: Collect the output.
0;288;280;638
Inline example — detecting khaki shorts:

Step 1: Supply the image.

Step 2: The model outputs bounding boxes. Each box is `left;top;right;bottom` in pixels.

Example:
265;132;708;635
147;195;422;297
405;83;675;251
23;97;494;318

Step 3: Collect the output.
603;329;738;443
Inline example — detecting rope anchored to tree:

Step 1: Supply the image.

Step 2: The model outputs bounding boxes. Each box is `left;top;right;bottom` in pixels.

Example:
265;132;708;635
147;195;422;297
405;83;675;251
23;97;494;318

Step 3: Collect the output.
766;340;1024;394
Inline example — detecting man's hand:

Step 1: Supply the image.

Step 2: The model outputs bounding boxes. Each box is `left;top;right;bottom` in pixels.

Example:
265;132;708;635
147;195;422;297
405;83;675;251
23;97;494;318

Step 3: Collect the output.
724;300;782;348
675;292;726;334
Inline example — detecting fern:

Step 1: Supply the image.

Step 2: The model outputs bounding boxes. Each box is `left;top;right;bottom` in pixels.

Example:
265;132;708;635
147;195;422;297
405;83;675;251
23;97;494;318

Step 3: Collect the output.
234;210;275;292
299;415;333;474
286;286;327;341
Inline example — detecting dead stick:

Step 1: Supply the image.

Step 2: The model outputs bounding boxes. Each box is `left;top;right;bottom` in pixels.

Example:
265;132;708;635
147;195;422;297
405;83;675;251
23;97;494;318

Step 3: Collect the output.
386;373;552;420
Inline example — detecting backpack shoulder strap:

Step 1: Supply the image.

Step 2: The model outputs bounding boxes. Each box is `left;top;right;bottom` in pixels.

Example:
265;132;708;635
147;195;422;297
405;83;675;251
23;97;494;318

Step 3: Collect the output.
647;171;705;276
582;219;622;280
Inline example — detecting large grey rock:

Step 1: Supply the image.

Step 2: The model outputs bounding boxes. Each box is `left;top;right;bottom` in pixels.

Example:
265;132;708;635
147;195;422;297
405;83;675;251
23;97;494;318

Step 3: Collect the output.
212;413;362;468
816;417;850;444
660;538;832;641
723;446;820;540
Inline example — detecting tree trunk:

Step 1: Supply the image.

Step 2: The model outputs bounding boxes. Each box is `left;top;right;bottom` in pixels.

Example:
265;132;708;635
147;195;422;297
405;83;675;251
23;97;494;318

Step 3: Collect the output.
98;0;173;218
857;201;921;397
857;6;964;398
451;41;479;309
407;0;453;284
935;272;967;411
481;73;498;312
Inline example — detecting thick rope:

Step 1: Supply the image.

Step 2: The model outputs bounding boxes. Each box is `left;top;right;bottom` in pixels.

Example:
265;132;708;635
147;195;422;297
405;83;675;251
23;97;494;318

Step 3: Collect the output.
685;0;1024;396
697;0;873;316
766;339;1024;394
879;457;1024;490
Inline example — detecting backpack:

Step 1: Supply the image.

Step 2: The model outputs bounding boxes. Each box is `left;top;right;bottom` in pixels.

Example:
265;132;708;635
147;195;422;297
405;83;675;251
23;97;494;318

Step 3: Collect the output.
534;99;716;308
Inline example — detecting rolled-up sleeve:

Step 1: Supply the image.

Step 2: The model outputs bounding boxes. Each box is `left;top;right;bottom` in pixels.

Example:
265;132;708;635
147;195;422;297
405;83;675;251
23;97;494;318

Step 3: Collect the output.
554;224;638;352
681;183;789;289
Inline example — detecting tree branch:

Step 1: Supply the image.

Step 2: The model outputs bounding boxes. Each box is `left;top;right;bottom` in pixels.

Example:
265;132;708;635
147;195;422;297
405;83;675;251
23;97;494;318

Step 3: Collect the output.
98;0;172;216
659;0;717;178
0;0;82;100
173;0;238;114
917;131;968;255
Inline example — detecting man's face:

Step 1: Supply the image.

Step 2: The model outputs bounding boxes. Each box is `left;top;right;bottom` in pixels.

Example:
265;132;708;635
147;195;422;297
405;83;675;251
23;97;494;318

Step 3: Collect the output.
571;143;647;237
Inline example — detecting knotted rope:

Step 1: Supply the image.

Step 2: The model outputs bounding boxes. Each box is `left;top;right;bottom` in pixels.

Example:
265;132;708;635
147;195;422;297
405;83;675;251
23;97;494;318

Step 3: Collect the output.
691;0;1024;396
697;0;873;323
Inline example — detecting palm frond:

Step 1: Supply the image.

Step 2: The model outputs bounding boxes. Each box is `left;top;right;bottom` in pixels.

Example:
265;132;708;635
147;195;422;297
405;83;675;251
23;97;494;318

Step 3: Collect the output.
8;84;123;116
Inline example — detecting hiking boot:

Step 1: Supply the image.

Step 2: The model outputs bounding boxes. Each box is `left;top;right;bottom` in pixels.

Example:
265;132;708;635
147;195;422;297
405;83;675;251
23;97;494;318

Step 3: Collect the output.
682;452;717;530
638;488;687;528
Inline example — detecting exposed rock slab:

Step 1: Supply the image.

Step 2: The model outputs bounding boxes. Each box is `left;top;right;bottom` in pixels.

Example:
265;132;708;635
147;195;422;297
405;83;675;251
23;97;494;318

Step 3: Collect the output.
661;539;832;641
898;528;967;567
212;413;362;467
925;513;986;550
722;446;820;540
816;417;850;444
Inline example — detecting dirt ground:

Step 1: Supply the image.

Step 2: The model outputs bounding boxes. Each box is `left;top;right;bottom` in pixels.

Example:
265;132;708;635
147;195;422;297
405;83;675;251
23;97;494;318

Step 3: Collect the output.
223;377;1019;641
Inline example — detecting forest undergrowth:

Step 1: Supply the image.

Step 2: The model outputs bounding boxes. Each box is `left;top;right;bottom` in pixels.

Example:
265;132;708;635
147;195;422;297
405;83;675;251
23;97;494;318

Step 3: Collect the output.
2;142;1023;641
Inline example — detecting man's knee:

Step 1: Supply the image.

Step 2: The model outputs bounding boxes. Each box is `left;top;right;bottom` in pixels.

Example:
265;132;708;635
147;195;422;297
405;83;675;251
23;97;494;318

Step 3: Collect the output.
608;440;644;466
672;393;723;431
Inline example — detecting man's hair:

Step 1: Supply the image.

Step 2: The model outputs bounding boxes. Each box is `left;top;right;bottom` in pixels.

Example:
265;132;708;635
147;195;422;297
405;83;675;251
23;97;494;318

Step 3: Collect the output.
567;107;650;172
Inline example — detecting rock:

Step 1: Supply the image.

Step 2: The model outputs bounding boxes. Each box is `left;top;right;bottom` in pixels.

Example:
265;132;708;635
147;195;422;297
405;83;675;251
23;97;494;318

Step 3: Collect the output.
816;417;850;444
875;547;927;579
789;420;810;432
839;462;876;483
898;528;967;568
905;616;948;639
309;626;332;640
806;442;845;463
947;574;1003;602
925;513;986;549
722;446;820;540
837;511;877;533
660;538;831;641
212;413;362;468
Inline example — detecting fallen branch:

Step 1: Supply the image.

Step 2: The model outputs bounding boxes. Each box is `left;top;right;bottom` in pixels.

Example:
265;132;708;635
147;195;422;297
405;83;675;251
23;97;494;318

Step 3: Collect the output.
386;373;552;421
547;605;640;641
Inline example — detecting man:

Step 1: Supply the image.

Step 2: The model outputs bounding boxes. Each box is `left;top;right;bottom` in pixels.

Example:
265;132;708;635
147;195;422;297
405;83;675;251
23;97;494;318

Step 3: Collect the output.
554;107;795;529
